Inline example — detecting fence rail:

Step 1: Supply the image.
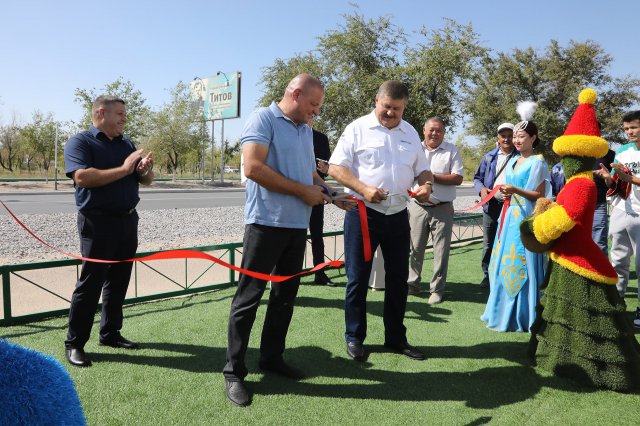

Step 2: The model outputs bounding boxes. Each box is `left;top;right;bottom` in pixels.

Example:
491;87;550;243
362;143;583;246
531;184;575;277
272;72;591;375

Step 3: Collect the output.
0;215;482;326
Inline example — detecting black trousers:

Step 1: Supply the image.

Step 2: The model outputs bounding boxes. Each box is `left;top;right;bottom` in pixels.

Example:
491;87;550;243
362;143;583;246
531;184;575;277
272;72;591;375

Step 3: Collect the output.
344;208;410;346
223;224;306;381
481;199;503;279
65;211;138;349
309;203;325;267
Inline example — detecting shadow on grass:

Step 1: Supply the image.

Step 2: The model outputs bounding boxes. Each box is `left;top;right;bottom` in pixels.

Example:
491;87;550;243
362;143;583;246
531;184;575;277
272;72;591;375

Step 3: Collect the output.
88;342;227;373
251;344;579;409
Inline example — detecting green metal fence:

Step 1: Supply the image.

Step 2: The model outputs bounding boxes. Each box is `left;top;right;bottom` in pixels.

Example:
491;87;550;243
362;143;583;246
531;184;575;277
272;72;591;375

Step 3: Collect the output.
0;215;482;326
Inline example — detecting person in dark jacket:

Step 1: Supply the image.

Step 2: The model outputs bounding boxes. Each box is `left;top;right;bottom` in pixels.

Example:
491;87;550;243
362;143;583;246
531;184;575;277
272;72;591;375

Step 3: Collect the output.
309;128;336;286
473;123;518;288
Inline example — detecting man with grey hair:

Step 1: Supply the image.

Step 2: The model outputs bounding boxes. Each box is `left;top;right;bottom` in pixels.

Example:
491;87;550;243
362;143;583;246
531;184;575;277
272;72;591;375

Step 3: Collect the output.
329;80;433;362
407;117;464;305
63;95;154;368
223;74;336;407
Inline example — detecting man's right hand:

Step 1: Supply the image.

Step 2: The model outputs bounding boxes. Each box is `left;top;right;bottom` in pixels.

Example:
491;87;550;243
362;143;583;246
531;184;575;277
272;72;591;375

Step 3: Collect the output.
480;187;490;199
300;185;332;206
122;149;144;175
362;186;387;203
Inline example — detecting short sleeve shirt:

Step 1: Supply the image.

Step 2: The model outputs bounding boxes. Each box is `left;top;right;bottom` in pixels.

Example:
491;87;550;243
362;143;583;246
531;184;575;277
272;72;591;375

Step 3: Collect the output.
414;140;464;204
329;111;429;214
242;102;315;229
610;143;640;214
63;125;139;211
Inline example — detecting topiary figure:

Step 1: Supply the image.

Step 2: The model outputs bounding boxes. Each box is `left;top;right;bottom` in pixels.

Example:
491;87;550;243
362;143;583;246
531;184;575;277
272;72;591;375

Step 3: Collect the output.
522;88;640;392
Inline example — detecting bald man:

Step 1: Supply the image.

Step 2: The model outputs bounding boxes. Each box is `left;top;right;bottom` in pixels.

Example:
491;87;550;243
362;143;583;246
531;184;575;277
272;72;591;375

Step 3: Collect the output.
222;74;332;407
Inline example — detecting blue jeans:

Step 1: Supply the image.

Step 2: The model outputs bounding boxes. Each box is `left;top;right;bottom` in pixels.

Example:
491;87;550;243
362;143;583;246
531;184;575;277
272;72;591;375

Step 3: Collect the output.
592;201;609;255
343;207;410;346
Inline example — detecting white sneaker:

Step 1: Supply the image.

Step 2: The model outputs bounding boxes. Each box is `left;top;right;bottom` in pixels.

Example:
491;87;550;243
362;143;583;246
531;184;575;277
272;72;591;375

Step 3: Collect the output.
634;308;640;329
427;292;443;305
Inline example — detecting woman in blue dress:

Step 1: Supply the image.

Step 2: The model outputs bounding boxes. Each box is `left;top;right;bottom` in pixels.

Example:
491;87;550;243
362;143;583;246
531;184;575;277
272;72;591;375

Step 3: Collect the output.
481;120;551;332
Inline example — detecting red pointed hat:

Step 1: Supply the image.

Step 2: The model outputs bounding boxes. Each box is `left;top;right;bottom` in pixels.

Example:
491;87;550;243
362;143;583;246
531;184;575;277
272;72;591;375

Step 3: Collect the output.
552;88;609;158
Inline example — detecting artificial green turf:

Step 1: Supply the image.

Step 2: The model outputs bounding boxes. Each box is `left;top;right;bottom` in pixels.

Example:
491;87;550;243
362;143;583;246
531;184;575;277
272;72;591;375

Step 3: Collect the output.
3;243;640;425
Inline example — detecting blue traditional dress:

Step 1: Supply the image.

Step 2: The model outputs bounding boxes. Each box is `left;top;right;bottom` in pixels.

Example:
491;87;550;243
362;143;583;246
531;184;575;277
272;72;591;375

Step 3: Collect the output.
481;155;551;332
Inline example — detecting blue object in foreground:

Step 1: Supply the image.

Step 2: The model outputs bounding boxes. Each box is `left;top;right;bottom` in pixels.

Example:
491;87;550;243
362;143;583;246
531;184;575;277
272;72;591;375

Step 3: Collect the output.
0;339;85;425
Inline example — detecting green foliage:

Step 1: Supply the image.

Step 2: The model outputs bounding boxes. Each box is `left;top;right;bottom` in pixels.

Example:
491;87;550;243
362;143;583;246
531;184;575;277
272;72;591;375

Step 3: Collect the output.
454;135;483;181
0;118;21;171
259;9;406;141
74;77;151;141
18;111;59;175
145;82;202;181
561;156;595;178
464;40;640;163
402;19;488;133
259;11;488;143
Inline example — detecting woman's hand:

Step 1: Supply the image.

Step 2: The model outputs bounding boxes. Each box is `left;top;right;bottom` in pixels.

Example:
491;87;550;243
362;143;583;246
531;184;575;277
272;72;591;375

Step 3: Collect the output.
500;184;517;196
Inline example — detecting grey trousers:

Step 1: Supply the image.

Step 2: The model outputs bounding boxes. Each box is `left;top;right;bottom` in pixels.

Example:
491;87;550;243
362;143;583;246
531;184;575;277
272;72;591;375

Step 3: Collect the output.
609;207;640;301
407;201;454;294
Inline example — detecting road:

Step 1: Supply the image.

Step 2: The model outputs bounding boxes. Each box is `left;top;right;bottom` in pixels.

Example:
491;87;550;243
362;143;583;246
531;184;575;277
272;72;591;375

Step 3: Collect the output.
0;185;478;215
0;190;247;215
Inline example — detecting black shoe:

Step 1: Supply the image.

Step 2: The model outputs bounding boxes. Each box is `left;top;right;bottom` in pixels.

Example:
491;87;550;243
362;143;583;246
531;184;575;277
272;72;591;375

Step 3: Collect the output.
259;359;305;380
315;272;337;287
346;341;365;361
480;277;490;289
384;343;427;361
224;378;251;407
99;335;139;350
65;348;92;367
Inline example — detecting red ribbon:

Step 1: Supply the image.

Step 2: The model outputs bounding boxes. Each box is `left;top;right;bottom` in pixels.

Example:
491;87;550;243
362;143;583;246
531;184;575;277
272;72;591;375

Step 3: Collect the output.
497;196;511;241
459;186;501;212
0;200;343;283
344;196;372;262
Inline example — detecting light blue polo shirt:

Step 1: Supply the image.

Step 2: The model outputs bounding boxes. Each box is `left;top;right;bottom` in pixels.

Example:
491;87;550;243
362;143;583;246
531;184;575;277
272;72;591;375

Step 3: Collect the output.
242;102;315;229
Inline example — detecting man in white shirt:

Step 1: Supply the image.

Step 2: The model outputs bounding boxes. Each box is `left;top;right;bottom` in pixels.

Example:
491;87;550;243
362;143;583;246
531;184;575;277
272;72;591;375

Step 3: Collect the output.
407;117;464;305
329;81;433;362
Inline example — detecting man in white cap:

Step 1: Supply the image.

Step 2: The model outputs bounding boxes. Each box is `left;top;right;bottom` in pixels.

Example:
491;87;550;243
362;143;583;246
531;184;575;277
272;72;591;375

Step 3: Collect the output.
473;122;519;288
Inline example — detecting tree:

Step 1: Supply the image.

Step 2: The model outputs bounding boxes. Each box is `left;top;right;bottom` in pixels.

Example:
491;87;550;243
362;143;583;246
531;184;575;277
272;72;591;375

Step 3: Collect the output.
74;77;151;141
464;40;640;161
401;19;489;133
146;82;201;181
19;111;58;180
259;9;406;141
0;115;21;171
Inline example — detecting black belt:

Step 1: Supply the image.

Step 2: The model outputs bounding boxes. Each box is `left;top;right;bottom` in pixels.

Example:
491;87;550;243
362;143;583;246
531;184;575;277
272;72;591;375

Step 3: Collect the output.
81;208;136;217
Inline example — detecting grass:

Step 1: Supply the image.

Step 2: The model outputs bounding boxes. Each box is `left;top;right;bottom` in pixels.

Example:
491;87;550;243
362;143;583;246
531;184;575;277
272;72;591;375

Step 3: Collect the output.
3;242;640;425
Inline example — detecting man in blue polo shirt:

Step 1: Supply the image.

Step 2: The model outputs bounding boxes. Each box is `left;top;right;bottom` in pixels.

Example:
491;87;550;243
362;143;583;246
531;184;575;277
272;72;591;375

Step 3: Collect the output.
223;74;334;407
63;95;153;368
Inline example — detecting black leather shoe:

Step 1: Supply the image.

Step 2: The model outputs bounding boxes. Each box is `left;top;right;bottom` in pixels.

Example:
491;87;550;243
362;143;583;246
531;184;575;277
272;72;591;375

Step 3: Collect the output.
384;343;427;361
225;378;251;407
66;348;92;367
259;359;305;380
480;277;490;289
315;272;337;287
346;341;365;361
99;335;139;350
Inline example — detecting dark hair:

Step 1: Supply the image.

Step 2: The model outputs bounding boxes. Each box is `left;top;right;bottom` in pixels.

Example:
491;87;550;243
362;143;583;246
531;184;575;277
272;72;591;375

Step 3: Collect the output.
514;120;541;148
377;80;409;101
92;95;125;114
622;110;640;123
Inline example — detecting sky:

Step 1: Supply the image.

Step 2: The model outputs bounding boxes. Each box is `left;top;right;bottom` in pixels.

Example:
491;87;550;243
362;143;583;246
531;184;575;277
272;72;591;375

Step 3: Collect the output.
1;0;637;145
